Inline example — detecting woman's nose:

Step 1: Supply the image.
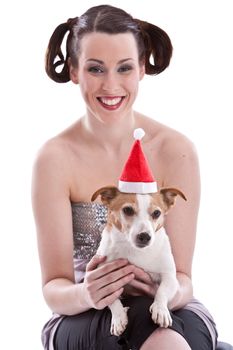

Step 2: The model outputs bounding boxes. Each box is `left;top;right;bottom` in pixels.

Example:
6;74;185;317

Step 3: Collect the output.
102;72;119;92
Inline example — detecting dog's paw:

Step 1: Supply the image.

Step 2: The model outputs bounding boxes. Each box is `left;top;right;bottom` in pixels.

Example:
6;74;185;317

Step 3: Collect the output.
110;306;129;336
149;301;172;328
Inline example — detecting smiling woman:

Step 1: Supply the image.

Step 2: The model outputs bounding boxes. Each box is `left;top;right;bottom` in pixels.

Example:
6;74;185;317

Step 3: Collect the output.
32;4;223;350
69;32;144;122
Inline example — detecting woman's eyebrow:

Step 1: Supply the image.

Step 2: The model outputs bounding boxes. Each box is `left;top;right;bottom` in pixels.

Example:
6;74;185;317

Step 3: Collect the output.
86;58;133;64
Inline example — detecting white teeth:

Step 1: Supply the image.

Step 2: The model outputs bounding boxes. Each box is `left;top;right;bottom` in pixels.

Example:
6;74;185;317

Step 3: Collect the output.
99;97;123;106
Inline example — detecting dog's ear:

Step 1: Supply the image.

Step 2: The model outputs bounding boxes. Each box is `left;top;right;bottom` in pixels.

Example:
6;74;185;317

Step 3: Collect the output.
159;188;187;209
91;186;120;205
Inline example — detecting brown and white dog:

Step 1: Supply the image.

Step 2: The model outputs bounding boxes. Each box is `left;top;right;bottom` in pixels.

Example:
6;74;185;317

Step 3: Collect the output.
91;186;186;336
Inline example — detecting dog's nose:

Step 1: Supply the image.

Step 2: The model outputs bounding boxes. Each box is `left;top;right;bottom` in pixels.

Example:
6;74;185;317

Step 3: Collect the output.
136;232;151;247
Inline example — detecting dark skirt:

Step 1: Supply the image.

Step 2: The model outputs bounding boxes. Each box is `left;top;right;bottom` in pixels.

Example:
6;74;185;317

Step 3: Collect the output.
53;296;214;350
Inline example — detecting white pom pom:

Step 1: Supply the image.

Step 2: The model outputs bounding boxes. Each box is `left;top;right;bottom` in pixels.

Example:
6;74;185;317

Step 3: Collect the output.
133;128;145;140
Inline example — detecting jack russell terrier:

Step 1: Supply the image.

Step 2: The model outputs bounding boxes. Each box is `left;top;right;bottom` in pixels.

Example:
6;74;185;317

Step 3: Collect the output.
91;185;186;336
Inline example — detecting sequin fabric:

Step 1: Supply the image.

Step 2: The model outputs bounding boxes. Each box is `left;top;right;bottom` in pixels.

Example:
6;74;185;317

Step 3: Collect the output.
72;202;107;259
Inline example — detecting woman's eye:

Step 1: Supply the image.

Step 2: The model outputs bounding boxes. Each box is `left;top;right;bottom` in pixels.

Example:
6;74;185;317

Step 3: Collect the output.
88;66;104;74
123;206;135;216
152;210;161;219
118;65;133;73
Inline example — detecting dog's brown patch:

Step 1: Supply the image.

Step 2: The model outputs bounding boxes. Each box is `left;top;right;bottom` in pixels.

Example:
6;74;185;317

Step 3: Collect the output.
107;211;122;231
148;188;186;215
92;186;186;234
92;187;139;232
149;193;169;213
91;186;119;205
159;188;187;209
107;193;138;232
147;193;167;231
108;193;138;211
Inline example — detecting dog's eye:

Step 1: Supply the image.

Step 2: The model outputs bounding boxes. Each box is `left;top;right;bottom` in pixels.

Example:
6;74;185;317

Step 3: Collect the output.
152;210;161;219
122;206;135;216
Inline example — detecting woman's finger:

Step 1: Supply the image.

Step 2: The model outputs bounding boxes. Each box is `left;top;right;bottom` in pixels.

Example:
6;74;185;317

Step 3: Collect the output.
95;272;135;301
86;255;107;272
126;278;156;297
96;288;124;310
88;258;129;281
132;266;153;284
93;264;135;289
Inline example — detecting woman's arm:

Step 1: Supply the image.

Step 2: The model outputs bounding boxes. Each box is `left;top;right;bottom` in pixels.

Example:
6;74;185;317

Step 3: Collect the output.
32;140;135;315
161;131;201;308
32;140;81;315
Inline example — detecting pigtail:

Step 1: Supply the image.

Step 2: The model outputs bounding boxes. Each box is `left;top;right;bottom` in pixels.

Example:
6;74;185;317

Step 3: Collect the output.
135;19;173;75
45;18;78;83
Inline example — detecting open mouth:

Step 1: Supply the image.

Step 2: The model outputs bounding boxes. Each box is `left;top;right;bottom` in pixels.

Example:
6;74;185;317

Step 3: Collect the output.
97;96;126;110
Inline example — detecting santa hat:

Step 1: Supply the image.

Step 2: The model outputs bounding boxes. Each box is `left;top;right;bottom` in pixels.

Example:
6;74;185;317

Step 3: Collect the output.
118;128;157;194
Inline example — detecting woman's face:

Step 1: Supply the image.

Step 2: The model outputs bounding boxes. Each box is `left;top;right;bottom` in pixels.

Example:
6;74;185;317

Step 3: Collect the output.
70;32;145;124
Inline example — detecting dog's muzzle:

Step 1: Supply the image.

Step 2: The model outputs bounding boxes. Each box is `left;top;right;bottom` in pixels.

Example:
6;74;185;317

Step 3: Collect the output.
136;232;151;248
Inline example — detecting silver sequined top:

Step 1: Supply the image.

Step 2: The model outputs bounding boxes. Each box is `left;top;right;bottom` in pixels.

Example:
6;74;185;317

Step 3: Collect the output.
72;202;107;259
72;202;108;284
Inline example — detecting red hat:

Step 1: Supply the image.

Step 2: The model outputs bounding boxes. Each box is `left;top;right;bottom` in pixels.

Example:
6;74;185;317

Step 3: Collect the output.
118;128;157;193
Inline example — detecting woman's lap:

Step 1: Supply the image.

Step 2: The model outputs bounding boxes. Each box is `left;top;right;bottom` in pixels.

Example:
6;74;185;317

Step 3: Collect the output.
174;308;213;350
53;296;213;350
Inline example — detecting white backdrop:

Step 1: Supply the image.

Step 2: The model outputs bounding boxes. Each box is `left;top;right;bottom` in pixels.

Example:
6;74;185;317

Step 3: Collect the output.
1;0;232;348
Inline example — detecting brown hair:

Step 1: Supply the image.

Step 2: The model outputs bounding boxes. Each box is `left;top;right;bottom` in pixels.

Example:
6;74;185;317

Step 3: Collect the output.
45;5;173;83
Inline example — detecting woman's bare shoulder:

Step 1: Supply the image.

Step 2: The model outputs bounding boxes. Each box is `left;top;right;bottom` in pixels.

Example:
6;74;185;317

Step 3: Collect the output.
32;140;67;181
33;121;81;168
140;114;197;159
160;126;197;160
31;124;82;211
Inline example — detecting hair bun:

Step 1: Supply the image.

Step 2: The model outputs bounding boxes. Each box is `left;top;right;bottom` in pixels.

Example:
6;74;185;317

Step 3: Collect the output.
135;19;173;75
45;22;71;83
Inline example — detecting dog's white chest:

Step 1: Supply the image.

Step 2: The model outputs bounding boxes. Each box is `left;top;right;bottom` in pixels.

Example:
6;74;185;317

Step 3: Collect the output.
96;226;175;278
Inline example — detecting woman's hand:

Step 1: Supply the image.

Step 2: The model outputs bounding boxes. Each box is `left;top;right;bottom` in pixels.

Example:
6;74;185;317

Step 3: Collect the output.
123;265;158;297
82;255;135;310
